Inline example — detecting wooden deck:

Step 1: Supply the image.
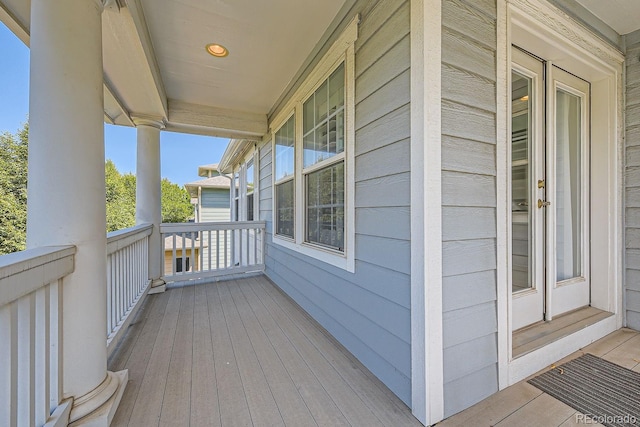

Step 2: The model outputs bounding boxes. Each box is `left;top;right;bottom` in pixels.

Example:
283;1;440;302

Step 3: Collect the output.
439;328;640;427
108;275;421;427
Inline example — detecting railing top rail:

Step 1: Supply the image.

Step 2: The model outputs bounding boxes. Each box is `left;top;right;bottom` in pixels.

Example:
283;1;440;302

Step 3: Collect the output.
160;221;266;233
107;223;153;254
0;245;76;306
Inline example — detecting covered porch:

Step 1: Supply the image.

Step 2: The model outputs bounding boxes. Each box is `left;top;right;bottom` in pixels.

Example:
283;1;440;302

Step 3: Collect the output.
109;275;420;426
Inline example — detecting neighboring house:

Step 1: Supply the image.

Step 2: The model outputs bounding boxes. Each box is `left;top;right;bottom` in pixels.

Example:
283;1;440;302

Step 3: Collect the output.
6;0;640;425
162;235;205;276
184;163;231;223
184;164;232;269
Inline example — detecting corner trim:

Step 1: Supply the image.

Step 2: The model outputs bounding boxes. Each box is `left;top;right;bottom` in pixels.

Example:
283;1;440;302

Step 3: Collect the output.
410;0;444;424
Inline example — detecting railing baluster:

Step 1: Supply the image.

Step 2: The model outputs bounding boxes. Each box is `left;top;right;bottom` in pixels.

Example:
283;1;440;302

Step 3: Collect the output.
215;230;219;271
0;303;18;427
17;294;36;426
50;280;61;413
34;287;50;426
191;232;196;273
224;229;228;268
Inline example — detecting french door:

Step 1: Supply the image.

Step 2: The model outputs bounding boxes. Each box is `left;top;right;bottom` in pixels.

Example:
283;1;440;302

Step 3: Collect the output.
511;47;591;331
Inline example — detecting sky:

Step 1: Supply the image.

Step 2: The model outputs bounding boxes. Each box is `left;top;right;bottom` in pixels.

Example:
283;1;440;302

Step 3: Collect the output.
0;22;229;187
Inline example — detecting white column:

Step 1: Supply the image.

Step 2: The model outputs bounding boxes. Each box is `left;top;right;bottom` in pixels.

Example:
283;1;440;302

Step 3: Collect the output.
27;0;127;424
134;118;166;291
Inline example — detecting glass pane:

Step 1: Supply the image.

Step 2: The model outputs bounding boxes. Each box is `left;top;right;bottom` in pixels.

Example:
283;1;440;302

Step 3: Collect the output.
246;162;254;192
303;95;315;134
511;70;533;293
246;194;254;221
306;162;344;251
275;180;294;238
302;63;345;169
328;63;345;115
315;80;328;124
275;116;295;181
556;89;582;281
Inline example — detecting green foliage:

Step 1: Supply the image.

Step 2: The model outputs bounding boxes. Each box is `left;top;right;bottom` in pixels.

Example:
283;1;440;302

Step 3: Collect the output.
105;163;194;231
0;124;29;254
105;160;136;232
0;123;193;254
161;178;193;223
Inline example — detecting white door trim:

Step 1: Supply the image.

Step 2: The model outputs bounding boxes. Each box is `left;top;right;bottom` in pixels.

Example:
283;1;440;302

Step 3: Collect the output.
410;0;444;424
496;0;624;389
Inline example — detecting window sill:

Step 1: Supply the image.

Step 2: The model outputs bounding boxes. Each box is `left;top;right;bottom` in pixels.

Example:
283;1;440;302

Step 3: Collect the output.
272;234;355;273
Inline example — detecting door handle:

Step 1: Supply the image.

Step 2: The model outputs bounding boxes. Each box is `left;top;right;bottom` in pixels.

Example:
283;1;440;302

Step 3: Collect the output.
538;199;551;209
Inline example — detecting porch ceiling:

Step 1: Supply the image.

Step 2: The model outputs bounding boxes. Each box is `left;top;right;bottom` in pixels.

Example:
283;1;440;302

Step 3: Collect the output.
113;0;349;137
0;0;348;138
575;0;640;35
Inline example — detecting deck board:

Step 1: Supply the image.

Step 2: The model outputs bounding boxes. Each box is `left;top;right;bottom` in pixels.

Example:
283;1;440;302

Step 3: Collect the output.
110;275;420;426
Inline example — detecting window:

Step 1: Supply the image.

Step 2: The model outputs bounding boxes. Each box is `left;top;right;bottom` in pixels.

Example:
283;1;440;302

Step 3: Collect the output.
246;160;254;221
233;171;240;221
270;15;357;272
176;257;190;273
303;64;345;250
274;115;295;238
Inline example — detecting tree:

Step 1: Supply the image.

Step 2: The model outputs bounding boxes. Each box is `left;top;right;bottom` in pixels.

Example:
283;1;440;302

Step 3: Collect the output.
105;160;136;232
105;162;193;231
0;122;194;254
161;178;193;223
0;124;28;254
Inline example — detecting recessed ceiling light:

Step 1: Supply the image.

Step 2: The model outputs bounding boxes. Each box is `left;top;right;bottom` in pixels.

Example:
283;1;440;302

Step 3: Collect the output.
206;43;229;57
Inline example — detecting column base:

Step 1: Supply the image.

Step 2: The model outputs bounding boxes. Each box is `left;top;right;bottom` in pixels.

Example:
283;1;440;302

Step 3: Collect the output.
68;370;128;427
148;278;166;294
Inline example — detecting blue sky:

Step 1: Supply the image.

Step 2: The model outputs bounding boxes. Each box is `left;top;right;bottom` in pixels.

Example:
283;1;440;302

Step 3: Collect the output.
0;22;229;187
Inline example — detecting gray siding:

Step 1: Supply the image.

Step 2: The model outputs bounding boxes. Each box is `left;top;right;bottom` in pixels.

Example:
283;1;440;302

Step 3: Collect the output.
625;30;640;331
260;0;413;405
200;188;230;222
441;0;499;417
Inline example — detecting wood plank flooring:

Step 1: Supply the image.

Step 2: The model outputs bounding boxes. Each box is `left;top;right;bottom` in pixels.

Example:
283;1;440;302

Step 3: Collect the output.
108;275;421;427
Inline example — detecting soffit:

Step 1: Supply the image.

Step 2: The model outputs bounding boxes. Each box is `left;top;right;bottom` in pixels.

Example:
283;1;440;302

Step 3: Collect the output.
139;0;347;115
575;0;640;35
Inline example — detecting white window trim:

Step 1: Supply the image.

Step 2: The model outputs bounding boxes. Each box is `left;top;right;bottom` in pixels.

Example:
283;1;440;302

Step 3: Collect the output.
231;148;259;222
270;15;358;273
496;0;624;389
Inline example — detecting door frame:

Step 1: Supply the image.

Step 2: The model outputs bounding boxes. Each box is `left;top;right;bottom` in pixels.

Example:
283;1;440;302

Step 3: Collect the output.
496;0;624;388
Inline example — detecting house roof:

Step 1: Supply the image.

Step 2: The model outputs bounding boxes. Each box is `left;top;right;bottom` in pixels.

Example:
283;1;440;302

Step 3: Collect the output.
164;235;208;250
184;175;231;197
197;163;220;177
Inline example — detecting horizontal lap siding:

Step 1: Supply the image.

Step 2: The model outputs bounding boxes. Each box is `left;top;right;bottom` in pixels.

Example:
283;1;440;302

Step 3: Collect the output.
441;0;498;417
260;0;413;405
625;33;640;330
200;189;230;222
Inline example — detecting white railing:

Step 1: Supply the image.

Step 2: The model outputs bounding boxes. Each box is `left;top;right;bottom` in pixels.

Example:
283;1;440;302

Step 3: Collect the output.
106;224;152;354
0;246;76;427
160;221;266;283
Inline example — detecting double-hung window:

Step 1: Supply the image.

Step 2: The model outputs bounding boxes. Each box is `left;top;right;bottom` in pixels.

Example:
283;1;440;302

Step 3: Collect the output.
270;16;357;272
303;64;345;250
274;115;295;238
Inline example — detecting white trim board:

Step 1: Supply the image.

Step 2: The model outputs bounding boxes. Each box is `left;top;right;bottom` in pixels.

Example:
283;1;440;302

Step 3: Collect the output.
410;0;443;424
269;16;358;274
496;0;624;389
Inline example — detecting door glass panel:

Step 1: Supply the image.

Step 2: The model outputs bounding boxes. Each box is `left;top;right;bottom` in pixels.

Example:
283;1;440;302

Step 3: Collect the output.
511;71;532;293
556;89;582;281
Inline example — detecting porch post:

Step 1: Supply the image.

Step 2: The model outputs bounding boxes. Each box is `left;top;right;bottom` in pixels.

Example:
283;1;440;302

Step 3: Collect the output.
27;0;127;424
134;117;166;292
